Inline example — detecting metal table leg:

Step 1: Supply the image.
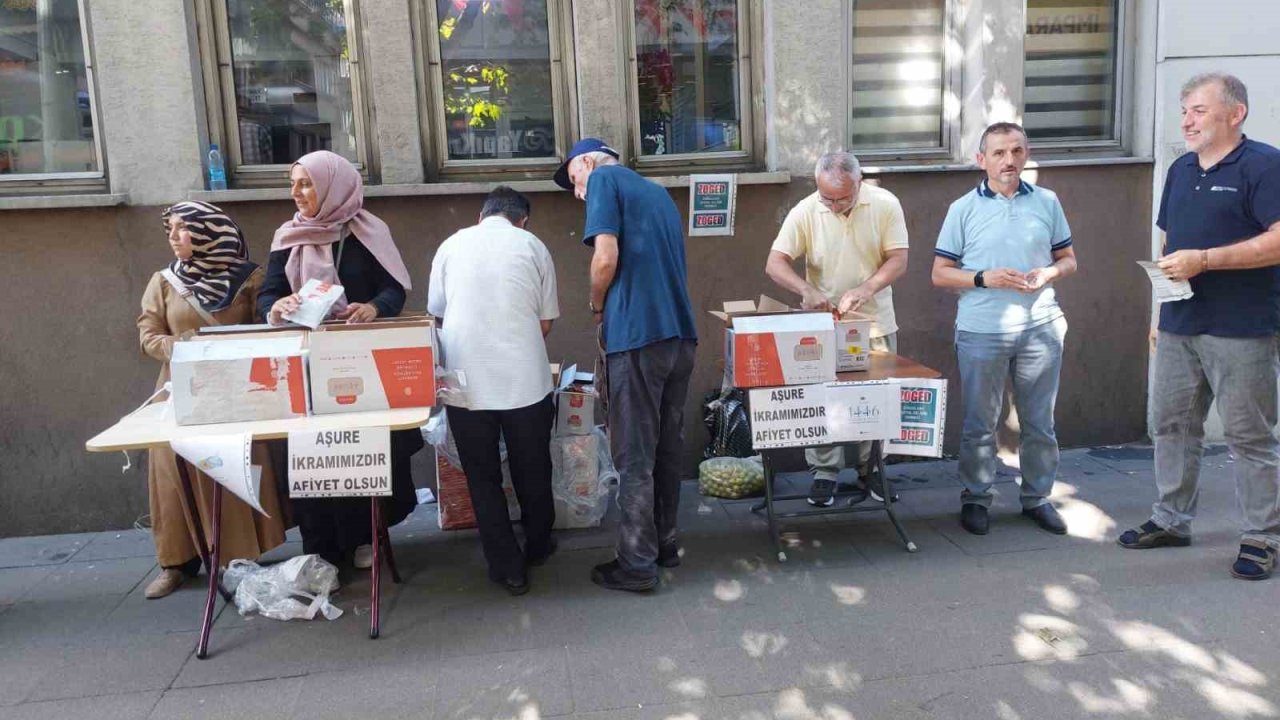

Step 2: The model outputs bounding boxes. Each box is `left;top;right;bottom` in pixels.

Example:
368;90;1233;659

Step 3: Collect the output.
752;452;786;562
370;498;382;640
174;459;231;602
196;484;223;659
872;440;918;553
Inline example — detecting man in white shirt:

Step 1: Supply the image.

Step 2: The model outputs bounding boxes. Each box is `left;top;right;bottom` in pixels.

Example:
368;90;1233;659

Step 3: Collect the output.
427;186;560;595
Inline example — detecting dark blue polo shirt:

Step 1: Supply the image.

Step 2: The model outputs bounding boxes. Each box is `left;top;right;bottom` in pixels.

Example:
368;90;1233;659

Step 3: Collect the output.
1158;137;1280;337
582;165;698;354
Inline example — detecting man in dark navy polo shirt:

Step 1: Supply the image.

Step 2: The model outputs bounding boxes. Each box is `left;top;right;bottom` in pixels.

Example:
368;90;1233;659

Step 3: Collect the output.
555;138;699;592
1117;73;1280;581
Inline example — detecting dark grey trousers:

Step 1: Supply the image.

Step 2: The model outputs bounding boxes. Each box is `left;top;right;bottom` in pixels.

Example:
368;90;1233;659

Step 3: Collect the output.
606;337;697;577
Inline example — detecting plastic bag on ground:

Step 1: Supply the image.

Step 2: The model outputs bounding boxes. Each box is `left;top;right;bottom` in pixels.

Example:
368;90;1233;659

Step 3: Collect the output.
551;426;616;529
222;555;343;621
698;456;765;499
702;388;754;459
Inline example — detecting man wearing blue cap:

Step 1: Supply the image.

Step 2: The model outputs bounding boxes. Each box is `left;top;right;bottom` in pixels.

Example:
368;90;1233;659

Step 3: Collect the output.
555;138;699;592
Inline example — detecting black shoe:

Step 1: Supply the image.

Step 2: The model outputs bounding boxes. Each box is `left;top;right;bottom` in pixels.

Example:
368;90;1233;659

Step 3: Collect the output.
657;544;683;568
807;478;837;507
960;504;989;535
526;537;559;567
1022;504;1067;535
591;560;658;592
1117;520;1191;549
494;574;530;596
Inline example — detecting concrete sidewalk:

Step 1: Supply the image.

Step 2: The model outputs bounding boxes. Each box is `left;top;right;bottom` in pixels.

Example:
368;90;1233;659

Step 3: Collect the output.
2;445;1277;720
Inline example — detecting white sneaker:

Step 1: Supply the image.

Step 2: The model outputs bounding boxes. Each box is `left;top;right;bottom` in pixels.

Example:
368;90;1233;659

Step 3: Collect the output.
352;544;374;569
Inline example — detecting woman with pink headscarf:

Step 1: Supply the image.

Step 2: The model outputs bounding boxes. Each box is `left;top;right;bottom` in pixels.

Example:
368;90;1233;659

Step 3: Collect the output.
259;150;423;570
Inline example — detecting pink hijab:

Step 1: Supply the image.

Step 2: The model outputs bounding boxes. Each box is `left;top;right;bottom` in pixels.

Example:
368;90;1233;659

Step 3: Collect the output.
271;151;412;312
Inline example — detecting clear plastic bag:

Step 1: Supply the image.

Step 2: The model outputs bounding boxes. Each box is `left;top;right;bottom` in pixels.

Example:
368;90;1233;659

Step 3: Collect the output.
698;456;765;499
222;555;343;621
551;426;616;529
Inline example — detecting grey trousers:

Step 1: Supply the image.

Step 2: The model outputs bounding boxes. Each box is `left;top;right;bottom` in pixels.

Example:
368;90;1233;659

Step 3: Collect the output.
607;337;697;577
806;333;897;481
1151;332;1280;549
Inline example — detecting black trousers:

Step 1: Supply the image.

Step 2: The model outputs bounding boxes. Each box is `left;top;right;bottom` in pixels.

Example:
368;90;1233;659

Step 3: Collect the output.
446;394;556;580
291;429;423;563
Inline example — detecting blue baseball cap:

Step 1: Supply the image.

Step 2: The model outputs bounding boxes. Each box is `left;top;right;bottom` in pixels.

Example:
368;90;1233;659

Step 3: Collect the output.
554;138;620;190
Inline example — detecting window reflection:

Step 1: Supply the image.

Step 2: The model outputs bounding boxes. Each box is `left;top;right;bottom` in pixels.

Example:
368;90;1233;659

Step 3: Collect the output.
226;0;358;165
634;0;741;157
0;0;98;175
437;0;556;161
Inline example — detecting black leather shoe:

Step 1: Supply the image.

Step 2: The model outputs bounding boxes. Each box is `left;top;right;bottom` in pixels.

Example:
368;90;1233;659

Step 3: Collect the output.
657;544;682;568
496;574;530;596
591;560;658;592
1023;504;1067;535
960;503;989;535
526;537;559;567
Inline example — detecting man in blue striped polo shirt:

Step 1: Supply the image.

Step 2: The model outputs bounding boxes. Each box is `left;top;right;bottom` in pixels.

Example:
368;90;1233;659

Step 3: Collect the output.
932;122;1079;536
1117;73;1280;581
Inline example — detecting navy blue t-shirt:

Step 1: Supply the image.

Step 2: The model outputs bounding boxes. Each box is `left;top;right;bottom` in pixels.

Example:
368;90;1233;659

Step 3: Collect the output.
1158;137;1280;337
582;165;698;354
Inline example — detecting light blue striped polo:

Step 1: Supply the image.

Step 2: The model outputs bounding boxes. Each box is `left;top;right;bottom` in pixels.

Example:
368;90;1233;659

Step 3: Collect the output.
935;179;1073;334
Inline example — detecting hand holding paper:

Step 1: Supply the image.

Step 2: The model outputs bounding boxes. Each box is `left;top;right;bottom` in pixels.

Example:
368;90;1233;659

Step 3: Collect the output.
1138;261;1194;303
284;279;345;329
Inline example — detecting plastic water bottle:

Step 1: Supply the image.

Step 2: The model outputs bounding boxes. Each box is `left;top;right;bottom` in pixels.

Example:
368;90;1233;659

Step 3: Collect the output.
207;144;227;190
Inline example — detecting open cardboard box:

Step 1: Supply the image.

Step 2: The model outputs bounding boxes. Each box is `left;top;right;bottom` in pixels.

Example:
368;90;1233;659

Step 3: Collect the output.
170;331;310;426
554;362;597;436
308;317;436;415
710;296;836;388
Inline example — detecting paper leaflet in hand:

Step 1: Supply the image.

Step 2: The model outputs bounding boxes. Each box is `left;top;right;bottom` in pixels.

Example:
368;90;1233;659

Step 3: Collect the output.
170;433;269;516
284;278;345;329
1137;261;1194;303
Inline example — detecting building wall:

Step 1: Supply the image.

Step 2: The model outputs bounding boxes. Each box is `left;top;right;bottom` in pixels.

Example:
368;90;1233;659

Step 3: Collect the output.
0;162;1151;537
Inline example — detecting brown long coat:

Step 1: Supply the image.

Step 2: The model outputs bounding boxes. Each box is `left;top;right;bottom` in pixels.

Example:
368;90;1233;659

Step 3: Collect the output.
137;269;289;567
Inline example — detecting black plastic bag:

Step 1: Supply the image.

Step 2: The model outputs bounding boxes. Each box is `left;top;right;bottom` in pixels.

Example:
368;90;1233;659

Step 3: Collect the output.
702;388;754;459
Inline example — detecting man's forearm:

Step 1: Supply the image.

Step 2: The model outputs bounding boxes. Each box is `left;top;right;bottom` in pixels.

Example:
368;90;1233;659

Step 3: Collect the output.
590;236;618;308
1207;227;1280;271
765;252;816;298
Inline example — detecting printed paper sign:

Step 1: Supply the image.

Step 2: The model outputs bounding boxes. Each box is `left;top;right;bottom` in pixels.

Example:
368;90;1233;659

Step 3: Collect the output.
288;427;392;498
748;384;830;450
688;173;736;237
825;380;902;443
886;379;948;458
171;433;268;516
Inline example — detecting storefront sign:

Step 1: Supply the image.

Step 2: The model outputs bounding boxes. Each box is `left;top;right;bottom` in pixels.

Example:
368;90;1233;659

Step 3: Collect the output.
885;379;947;458
287;427;392;497
825;380;901;443
689;173;736;237
748;384;829;450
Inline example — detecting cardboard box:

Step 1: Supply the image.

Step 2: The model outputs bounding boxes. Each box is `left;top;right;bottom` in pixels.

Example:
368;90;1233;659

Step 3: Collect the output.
170;332;309;426
711;297;836;388
555;363;597;436
835;313;873;372
308;318;435;415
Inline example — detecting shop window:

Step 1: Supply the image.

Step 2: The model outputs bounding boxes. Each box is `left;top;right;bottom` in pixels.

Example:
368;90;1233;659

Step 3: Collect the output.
420;0;574;176
850;0;953;156
196;0;370;185
1023;0;1120;144
0;0;103;188
629;0;752;165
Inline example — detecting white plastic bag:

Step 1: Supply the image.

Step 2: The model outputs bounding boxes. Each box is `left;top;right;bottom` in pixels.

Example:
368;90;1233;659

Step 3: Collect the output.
551;426;616;529
222;555;343;621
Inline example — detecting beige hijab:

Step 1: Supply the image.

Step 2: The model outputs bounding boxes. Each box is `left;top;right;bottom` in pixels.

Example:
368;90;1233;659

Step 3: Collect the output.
270;151;412;311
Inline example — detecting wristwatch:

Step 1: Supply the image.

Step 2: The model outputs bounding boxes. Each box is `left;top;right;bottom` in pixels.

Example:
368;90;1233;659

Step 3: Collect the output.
589;300;603;314
973;270;986;288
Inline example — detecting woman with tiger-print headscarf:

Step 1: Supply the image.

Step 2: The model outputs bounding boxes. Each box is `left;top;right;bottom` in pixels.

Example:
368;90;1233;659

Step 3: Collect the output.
136;201;290;599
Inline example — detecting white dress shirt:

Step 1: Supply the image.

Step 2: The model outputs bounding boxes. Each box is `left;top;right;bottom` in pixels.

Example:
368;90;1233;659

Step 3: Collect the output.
427;215;559;410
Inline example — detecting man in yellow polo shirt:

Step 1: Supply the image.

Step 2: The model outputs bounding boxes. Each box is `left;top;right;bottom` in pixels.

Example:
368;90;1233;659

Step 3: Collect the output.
765;150;910;506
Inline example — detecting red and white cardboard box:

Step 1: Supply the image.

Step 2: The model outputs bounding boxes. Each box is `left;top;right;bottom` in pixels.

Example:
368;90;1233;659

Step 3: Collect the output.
712;297;836;388
835;312;874;372
554;363;597;436
170;332;309;426
308;318;436;415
